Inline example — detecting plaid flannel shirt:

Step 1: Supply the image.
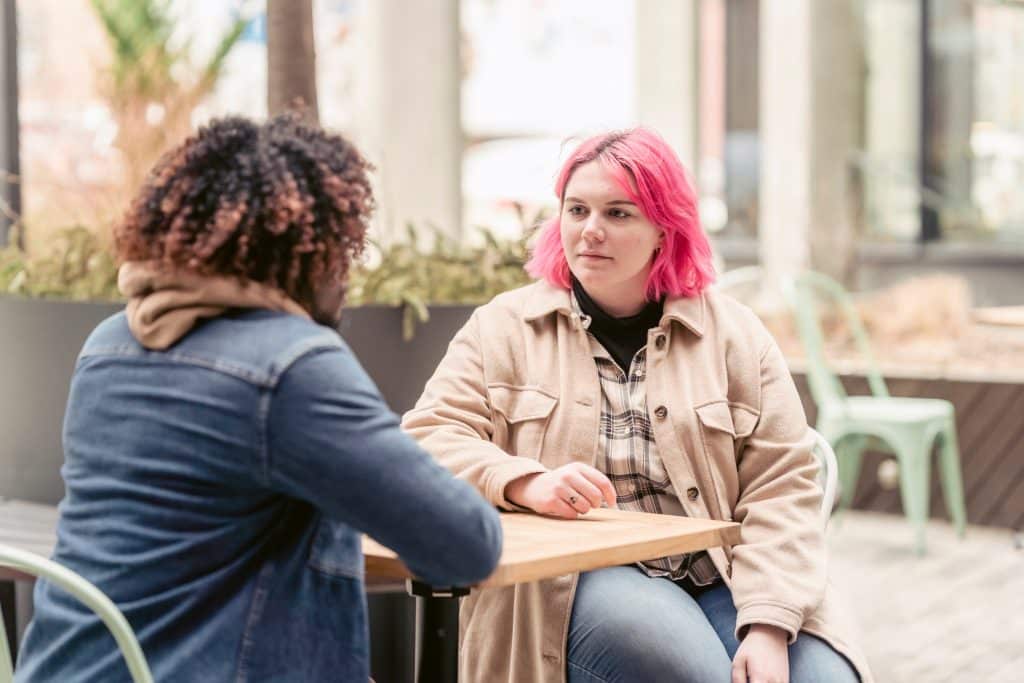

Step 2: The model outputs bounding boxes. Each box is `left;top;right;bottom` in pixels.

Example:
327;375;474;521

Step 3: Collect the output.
576;295;719;585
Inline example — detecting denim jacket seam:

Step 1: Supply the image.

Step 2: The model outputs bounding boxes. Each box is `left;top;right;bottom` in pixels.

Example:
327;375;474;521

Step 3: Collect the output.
257;388;272;486
266;335;345;387
233;560;277;683
307;558;364;581
81;345;273;386
79;343;143;358
260;338;342;486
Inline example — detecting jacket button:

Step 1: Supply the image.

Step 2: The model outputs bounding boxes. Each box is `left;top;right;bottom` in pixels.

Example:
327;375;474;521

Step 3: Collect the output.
655;334;667;350
687;487;700;501
654;405;668;420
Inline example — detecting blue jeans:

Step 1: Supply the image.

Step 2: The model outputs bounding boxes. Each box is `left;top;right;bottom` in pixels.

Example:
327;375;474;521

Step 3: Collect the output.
567;565;859;683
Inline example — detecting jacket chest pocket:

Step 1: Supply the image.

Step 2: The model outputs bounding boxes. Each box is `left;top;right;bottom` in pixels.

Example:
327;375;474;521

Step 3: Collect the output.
693;400;760;514
488;385;558;462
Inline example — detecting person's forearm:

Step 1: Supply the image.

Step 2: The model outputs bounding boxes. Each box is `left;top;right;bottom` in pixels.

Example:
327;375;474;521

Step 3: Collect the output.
267;347;504;587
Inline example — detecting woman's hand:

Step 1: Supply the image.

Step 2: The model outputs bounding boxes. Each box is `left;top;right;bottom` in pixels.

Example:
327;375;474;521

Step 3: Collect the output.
504;463;618;518
732;624;790;683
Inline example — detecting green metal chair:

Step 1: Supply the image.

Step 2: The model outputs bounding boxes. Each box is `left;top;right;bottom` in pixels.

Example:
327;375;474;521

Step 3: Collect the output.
784;270;967;554
0;543;154;683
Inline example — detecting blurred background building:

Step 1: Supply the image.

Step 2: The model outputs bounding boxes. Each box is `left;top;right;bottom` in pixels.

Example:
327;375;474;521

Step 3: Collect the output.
6;0;1024;301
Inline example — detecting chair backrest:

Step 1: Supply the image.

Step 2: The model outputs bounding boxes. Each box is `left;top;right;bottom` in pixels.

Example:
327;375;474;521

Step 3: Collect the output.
782;270;889;410
0;544;154;683
809;427;839;525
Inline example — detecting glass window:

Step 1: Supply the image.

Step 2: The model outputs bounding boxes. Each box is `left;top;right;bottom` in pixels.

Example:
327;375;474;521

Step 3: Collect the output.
697;0;759;239
956;0;1024;240
862;0;1024;243
861;0;922;241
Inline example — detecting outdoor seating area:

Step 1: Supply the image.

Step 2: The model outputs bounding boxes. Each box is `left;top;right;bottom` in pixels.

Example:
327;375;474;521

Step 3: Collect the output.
1;1;1023;682
4;501;1021;682
828;512;1024;682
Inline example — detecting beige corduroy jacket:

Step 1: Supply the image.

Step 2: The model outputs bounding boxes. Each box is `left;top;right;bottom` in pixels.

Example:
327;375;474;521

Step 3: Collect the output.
402;281;872;683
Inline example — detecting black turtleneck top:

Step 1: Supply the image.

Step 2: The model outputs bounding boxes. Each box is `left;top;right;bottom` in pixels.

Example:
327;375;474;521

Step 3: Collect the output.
572;278;664;373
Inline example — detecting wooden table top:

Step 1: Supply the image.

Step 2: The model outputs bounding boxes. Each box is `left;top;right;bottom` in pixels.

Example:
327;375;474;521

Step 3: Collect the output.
0;500;742;590
0;498;61;581
363;508;741;588
974;306;1024;328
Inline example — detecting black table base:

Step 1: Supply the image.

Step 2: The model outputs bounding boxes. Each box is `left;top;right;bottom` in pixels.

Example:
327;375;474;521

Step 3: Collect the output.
1;580;15;663
407;580;468;683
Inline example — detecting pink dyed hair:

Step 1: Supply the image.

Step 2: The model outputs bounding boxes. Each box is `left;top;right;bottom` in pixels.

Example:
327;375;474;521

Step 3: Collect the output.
525;128;715;300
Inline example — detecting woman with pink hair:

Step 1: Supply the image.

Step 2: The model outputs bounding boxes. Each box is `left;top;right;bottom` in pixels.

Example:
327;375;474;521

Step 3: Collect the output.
404;129;870;683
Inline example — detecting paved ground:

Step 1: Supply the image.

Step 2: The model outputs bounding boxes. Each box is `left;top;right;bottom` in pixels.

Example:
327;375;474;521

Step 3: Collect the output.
828;511;1024;682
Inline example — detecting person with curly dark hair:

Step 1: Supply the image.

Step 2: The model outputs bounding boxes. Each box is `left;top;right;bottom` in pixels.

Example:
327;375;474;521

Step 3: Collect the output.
14;115;502;683
113;114;373;330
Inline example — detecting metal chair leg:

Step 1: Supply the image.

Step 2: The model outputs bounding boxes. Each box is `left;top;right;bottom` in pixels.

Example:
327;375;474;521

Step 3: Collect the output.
1;600;13;683
0;581;15;673
938;419;967;537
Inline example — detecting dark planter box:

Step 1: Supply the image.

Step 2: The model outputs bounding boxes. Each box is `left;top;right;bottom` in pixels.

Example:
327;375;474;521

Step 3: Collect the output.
0;298;123;504
0;296;474;682
337;304;476;415
0;298;474;504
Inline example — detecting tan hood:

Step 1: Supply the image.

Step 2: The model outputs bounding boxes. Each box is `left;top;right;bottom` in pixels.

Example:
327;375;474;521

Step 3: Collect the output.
117;261;310;350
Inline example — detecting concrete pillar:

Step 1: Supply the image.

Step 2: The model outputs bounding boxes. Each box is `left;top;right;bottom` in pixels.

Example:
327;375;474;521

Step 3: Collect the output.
759;0;812;289
634;0;699;174
808;0;865;281
759;0;864;287
352;0;462;243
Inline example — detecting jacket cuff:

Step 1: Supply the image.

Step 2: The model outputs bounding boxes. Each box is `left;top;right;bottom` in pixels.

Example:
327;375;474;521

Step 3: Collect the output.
735;601;803;645
483;459;550;510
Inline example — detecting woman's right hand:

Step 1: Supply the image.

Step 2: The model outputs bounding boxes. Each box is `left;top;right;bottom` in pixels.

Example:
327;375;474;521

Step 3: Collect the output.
504;463;619;518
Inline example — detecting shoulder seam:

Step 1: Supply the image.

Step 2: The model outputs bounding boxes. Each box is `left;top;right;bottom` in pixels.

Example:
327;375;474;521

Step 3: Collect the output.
267;333;346;386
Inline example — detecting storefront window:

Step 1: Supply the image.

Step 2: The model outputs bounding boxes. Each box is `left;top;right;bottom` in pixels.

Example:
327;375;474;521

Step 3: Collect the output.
697;0;759;238
954;0;1024;240
863;0;1024;242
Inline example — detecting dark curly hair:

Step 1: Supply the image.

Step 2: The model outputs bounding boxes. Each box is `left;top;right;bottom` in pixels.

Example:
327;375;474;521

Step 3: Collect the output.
115;114;374;310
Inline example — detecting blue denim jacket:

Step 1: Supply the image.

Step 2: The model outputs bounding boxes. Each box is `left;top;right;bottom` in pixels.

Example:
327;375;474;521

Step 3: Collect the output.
15;310;502;682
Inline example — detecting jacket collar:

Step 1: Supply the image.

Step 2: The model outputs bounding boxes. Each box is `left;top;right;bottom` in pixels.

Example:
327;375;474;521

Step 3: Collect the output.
522;280;705;338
